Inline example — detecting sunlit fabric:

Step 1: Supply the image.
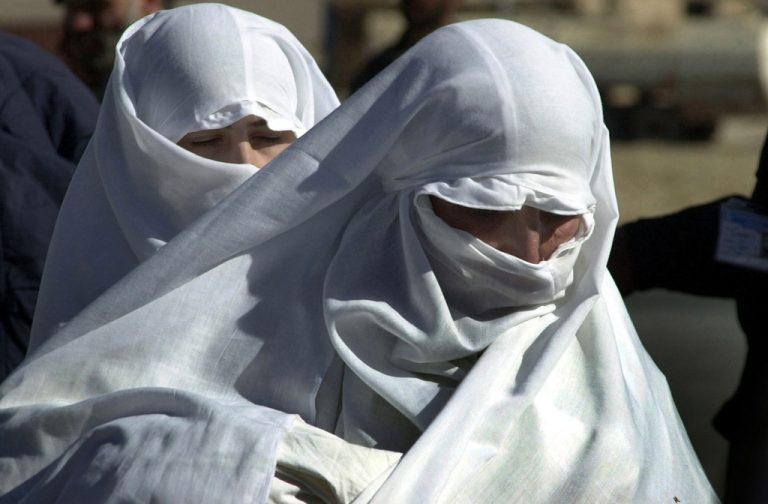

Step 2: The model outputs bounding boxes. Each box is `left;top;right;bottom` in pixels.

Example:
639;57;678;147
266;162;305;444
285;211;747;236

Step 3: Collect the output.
1;16;716;503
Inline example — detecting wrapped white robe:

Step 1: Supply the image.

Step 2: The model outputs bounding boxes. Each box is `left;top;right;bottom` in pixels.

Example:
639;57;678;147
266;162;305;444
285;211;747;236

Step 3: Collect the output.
0;15;717;504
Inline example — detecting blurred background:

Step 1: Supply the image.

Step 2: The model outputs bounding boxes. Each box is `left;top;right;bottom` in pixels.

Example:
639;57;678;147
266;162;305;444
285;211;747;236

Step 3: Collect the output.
3;0;767;498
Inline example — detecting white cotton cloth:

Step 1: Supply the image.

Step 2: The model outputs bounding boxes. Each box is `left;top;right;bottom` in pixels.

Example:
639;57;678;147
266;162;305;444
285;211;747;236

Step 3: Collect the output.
2;18;717;503
28;3;339;351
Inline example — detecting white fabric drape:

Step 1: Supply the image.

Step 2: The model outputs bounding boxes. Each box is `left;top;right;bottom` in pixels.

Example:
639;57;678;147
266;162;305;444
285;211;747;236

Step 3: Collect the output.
2;16;717;503
28;3;340;351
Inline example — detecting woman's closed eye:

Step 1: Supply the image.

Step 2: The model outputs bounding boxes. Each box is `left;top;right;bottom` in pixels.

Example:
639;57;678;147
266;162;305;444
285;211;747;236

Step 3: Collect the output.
177;115;298;168
430;197;582;262
249;133;284;145
467;208;504;217
189;136;223;147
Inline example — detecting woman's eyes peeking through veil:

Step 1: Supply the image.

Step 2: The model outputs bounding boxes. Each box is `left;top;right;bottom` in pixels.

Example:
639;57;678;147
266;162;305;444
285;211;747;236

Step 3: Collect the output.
177;114;297;168
429;196;582;263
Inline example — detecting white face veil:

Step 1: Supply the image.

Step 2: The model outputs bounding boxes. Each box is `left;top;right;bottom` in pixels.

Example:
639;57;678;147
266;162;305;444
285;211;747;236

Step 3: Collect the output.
124;4;317;142
413;193;594;315
29;3;339;351
3;19;716;503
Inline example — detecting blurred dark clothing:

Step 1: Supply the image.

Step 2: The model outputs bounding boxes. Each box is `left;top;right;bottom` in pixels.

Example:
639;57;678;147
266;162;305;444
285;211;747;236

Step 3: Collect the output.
719;134;768;504
714;134;768;440
0;32;99;382
350;1;462;94
610;195;764;298
754;131;768;204
350;39;409;94
350;33;415;95
59;26;122;100
609;130;768;503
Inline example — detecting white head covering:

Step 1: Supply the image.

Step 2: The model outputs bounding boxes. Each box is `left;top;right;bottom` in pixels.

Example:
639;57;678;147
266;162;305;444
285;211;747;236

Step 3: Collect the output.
28;3;339;351
3;19;716;503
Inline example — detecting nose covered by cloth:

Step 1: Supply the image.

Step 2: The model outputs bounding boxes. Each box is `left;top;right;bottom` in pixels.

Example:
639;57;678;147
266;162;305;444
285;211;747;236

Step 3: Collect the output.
415;187;594;316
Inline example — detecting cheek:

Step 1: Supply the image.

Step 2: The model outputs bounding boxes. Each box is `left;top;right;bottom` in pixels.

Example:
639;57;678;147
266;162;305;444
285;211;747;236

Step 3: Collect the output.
257;142;292;164
186;145;229;164
179;143;213;159
456;218;511;245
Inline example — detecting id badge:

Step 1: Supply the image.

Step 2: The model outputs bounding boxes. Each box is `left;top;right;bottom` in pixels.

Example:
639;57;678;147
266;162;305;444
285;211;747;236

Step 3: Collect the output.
716;197;768;272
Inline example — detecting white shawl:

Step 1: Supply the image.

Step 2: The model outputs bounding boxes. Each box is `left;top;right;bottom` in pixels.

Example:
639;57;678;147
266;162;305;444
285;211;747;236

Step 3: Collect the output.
1;18;717;503
28;3;339;351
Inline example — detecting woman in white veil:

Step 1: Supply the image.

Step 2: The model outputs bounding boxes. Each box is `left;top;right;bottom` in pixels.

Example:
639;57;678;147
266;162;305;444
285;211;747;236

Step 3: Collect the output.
1;15;717;503
27;2;339;351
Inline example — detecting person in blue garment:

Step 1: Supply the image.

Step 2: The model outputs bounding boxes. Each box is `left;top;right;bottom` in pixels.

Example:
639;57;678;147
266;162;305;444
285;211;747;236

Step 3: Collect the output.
0;31;99;382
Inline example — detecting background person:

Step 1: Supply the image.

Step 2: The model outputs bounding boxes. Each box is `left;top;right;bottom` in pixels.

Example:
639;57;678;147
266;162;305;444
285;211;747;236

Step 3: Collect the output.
28;3;339;352
0;30;99;382
608;137;768;503
349;0;463;93
56;0;171;98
